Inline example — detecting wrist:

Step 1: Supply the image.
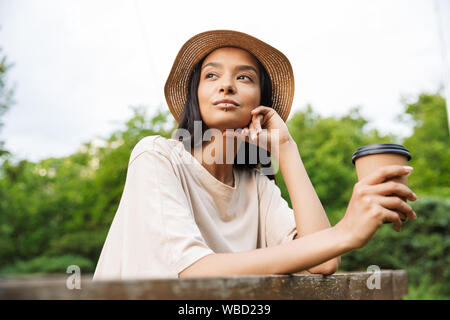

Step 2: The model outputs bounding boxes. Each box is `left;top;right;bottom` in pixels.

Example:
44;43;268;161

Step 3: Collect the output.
272;136;296;154
331;224;355;252
279;135;296;148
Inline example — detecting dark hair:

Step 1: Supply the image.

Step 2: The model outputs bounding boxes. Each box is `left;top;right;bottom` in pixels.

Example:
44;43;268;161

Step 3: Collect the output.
175;48;277;183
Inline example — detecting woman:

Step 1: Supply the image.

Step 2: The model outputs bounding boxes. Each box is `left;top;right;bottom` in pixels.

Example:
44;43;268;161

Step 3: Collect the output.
93;30;418;280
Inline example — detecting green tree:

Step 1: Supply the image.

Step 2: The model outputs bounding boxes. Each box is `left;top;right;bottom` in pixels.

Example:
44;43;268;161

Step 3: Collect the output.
339;195;450;299
0;105;175;273
279;104;398;225
0;92;448;299
0;45;15;158
397;91;450;197
277;97;449;298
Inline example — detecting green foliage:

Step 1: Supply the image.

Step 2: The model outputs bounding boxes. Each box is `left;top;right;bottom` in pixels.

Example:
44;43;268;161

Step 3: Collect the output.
279;105;397;225
398;93;450;197
88;105;175;227
275;93;449;298
0;254;94;275
0;105;175;270
0;45;15;158
0;89;447;299
405;273;449;300
44;229;109;262
339;196;450;299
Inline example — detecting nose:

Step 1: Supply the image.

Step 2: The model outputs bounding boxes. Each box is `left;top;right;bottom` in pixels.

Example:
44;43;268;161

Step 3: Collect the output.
219;76;235;94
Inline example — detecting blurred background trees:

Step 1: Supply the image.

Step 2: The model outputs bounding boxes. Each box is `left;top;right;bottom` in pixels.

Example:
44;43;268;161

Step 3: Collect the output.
0;44;448;298
399;93;450;197
0;45;15;159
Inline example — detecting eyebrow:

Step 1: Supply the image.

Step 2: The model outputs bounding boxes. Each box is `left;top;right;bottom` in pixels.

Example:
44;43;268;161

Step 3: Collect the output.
202;62;259;75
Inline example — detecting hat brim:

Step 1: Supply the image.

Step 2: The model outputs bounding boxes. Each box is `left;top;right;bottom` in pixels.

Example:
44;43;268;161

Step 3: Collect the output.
164;30;295;123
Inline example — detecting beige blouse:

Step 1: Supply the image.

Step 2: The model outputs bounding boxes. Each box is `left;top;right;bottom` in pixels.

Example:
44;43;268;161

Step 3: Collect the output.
92;135;298;280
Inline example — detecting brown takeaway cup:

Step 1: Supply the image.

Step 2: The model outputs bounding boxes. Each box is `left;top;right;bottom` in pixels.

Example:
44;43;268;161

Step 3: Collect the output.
352;144;412;222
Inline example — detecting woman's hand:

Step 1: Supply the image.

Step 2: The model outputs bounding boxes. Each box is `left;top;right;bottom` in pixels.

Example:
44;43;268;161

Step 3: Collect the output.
222;105;292;153
334;165;418;250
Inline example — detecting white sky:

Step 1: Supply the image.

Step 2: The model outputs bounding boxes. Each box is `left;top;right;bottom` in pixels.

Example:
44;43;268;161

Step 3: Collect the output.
0;0;448;162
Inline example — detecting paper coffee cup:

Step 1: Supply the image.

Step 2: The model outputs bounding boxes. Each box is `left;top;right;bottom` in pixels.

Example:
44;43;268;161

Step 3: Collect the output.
352;143;412;222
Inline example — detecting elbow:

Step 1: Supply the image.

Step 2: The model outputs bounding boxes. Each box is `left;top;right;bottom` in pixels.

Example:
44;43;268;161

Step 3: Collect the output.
178;253;217;278
309;266;337;276
322;262;339;275
308;258;340;275
325;257;341;275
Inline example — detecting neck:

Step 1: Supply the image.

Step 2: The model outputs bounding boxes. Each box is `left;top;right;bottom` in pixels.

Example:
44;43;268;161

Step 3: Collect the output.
190;133;243;187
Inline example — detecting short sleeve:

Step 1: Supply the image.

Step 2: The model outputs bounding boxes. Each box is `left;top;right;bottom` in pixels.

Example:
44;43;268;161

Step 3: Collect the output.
257;170;298;247
125;150;215;277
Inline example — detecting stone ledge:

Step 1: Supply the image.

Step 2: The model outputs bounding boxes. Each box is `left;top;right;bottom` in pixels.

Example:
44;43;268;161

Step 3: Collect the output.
0;270;408;300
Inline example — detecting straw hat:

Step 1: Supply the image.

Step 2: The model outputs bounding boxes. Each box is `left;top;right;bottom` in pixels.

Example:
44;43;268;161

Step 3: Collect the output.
164;29;295;123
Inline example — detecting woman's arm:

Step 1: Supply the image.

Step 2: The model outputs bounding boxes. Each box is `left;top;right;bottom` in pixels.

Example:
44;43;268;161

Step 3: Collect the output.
272;138;341;274
216;107;416;277
237;107;339;273
180;156;417;278
179;225;351;277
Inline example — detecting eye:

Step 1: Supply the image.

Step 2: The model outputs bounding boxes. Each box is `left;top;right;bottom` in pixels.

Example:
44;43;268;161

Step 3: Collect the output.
205;73;217;79
238;75;253;81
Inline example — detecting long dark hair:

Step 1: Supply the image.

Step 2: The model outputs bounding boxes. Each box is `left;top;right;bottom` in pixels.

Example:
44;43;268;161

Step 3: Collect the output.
175;48;277;183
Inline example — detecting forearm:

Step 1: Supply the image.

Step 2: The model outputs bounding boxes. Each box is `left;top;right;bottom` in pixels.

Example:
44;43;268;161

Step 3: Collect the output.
272;139;341;271
179;226;351;278
275;139;331;234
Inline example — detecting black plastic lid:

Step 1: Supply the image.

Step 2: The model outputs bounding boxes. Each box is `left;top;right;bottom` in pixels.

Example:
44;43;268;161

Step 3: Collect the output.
352;143;411;165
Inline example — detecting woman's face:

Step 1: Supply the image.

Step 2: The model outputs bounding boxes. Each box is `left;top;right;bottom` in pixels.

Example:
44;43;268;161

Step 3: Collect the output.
197;47;261;132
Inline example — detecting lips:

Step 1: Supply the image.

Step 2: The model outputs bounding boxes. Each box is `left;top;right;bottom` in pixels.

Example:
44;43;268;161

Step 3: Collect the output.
213;99;239;107
214;103;239;109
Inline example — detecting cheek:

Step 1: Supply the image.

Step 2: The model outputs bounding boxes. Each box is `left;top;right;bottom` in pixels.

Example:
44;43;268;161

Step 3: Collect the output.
240;86;261;106
197;82;213;107
196;83;215;123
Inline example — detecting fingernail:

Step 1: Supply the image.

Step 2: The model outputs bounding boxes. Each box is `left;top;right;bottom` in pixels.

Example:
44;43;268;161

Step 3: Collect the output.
413;193;418;199
403;166;413;171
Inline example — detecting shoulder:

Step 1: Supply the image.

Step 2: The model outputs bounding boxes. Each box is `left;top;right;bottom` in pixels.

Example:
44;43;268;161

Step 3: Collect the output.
129;135;180;165
254;167;278;194
254;167;271;184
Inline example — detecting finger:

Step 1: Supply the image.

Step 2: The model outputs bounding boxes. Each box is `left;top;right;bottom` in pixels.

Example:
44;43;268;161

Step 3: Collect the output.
252;113;264;133
249;122;258;142
381;208;408;223
235;127;242;137
362;165;413;186
375;195;416;220
379;206;403;232
366;180;417;202
398;211;407;222
251;106;272;116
